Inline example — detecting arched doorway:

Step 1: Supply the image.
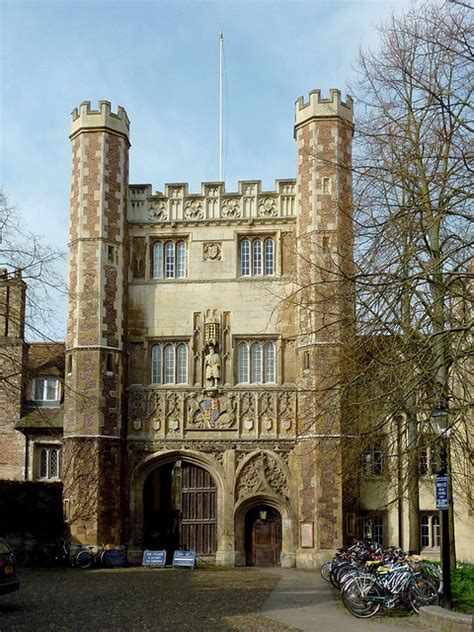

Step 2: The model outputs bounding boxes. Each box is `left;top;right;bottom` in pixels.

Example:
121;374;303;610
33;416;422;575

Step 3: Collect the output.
245;505;282;566
143;459;217;561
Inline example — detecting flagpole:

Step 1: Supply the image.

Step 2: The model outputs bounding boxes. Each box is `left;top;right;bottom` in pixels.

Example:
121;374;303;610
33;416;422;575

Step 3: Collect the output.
219;31;224;182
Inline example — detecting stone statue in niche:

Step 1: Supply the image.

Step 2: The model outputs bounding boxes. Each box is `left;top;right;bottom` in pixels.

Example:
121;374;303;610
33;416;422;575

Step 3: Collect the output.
205;345;221;387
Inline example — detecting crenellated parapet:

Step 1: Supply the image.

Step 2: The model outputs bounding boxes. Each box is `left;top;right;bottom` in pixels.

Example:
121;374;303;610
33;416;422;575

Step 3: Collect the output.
128;179;296;222
294;89;353;133
70;100;130;142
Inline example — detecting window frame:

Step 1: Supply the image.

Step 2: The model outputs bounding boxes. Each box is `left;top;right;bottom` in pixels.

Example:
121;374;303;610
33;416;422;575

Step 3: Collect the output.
36;445;61;480
31;377;60;406
420;513;441;549
150;341;189;385
152;238;188;280
362;515;385;546
236;339;277;385
362;444;384;477
239;235;276;277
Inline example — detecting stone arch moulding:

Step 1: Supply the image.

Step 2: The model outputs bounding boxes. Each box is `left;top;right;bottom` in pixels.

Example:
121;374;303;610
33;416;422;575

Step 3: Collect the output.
234;493;296;568
128;449;226;564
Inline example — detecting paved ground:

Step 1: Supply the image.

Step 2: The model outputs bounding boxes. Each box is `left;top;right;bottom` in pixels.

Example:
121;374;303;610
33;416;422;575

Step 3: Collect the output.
0;566;437;632
261;568;436;632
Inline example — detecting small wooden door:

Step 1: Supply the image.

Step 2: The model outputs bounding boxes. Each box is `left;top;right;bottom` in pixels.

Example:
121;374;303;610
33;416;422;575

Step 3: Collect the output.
252;520;276;566
246;506;282;566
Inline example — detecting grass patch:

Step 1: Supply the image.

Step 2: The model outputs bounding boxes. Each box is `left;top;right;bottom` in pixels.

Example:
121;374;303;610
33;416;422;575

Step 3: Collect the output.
452;562;474;614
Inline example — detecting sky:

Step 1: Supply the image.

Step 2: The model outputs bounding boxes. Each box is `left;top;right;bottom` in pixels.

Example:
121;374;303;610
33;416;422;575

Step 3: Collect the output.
1;0;411;339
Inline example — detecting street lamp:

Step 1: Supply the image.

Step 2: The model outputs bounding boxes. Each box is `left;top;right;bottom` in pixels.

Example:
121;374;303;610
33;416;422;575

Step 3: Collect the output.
431;403;452;610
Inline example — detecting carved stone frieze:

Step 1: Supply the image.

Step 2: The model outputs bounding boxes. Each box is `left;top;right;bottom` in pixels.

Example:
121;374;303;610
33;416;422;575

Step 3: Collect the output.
127;388;297;438
184;199;204;220
258;197;278;217
221;198;241;219
149;201;168;221
236;451;289;500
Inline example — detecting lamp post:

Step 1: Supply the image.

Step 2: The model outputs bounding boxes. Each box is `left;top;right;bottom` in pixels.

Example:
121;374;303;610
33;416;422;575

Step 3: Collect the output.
431;403;452;610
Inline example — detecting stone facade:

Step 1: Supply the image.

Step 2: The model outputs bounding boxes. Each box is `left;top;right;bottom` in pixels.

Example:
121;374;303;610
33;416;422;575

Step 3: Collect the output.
1;90;472;566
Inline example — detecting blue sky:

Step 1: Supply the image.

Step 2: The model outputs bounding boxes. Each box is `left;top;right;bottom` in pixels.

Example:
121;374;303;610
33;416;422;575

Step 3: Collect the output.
1;0;410;338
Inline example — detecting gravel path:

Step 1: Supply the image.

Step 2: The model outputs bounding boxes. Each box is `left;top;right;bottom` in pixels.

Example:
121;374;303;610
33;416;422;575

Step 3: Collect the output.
0;567;294;632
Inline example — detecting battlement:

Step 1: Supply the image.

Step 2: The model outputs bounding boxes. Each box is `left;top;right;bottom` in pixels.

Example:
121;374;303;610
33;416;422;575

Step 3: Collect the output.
128;179;297;222
70;100;130;140
294;89;353;129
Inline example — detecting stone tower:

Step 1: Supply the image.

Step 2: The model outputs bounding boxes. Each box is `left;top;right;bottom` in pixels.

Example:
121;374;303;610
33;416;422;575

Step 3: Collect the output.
0;269;26;479
293;90;354;566
63;101;130;544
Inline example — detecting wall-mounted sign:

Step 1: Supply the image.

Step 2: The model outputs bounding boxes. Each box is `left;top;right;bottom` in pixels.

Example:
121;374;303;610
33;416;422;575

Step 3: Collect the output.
436;474;449;510
300;522;314;548
142;549;166;567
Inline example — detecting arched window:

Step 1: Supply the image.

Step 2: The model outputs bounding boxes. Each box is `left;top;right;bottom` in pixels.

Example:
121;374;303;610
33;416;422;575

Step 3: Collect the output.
240;239;250;276
50;449;59;478
420;515;430;548
237;340;276;384
420;514;441;548
240;236;275;276
164;344;175;383
176;241;186;278
252;239;262;275
37;446;61;480
176;343;187;384
151;343;188;385
250;342;262;382
264;342;275;382
264;238;274;275
238;342;249;383
40;449;48;478
153;242;163;279
151;344;163;384
153;240;187;279
165;241;175;278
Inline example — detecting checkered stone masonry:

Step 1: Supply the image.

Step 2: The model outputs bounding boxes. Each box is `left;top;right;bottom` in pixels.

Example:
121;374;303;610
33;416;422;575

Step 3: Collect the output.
63;101;130;545
294;90;353;565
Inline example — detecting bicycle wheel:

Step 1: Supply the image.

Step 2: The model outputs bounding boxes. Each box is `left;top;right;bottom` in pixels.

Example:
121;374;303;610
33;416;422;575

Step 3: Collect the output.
320;560;332;582
75;549;93;569
341;574;382;618
406;577;438;613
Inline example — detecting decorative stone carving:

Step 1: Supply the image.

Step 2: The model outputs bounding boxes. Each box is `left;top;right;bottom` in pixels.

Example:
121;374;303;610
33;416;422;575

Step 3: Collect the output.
184;199;204;220
204;310;220;347
258;197;278;217
221;198;241;219
240;392;256;432
203;242;222;261
242;184;255;196
149;201;168;221
186;392;237;430
236;451;289;500
277;391;296;433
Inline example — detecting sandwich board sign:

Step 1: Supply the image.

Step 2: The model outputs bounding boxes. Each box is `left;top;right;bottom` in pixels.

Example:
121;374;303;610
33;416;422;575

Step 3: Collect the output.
172;550;196;569
142;549;167;567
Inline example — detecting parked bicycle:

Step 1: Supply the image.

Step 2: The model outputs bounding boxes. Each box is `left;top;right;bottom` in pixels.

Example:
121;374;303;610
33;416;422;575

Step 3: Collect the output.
321;540;440;618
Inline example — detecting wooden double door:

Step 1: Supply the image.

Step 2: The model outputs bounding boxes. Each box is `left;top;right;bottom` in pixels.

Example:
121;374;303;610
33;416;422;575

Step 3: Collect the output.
246;506;282;566
144;461;217;557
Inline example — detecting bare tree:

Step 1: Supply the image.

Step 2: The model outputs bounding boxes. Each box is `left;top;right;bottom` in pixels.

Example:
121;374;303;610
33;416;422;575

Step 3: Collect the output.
289;0;473;556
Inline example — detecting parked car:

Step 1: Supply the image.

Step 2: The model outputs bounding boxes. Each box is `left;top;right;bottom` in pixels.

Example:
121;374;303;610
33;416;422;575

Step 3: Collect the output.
0;538;20;595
